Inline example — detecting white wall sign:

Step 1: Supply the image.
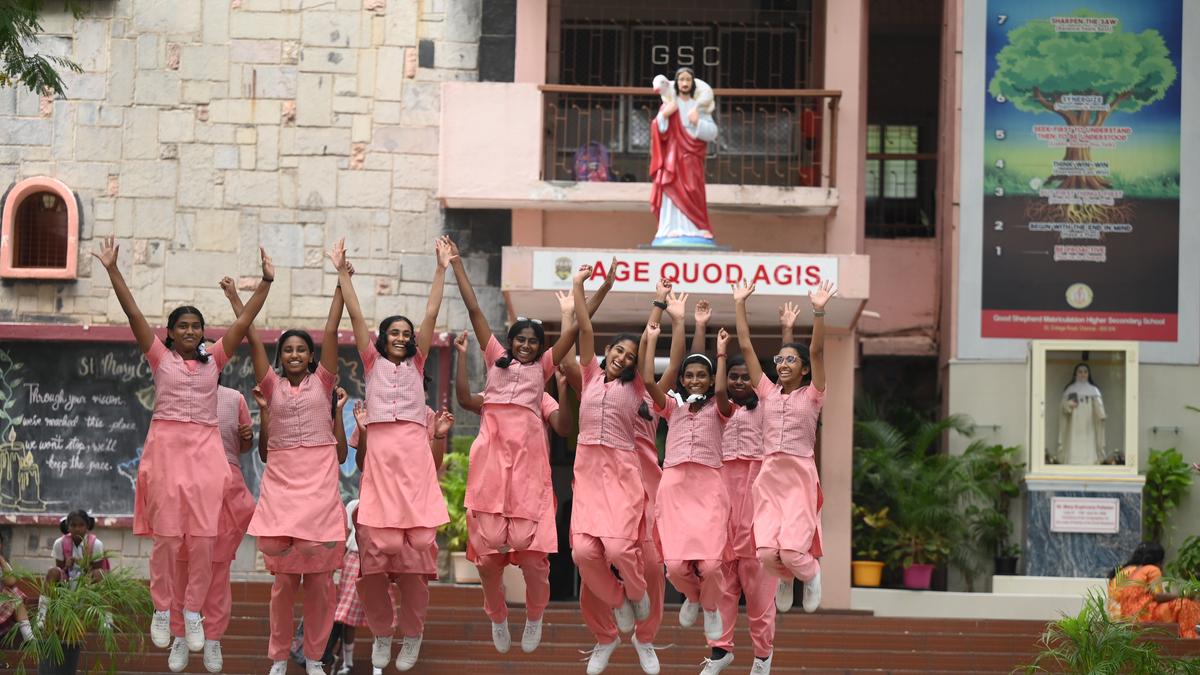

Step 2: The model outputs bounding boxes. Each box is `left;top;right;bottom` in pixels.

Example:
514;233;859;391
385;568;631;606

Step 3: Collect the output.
1050;497;1120;534
530;250;838;296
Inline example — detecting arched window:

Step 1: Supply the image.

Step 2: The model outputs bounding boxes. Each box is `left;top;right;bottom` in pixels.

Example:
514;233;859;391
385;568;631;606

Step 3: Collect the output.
1;177;79;280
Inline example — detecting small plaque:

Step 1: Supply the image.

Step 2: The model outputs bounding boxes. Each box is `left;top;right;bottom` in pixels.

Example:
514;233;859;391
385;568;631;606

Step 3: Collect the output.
1050;497;1120;534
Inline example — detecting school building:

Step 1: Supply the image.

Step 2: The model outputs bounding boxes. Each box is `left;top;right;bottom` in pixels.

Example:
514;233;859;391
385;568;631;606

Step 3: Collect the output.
0;0;1197;621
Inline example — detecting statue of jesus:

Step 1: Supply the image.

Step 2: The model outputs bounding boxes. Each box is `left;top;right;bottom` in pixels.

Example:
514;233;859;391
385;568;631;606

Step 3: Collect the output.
649;67;719;247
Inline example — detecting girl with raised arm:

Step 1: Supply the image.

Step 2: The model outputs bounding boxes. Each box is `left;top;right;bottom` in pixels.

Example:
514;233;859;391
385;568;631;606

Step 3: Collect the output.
642;291;734;651
335;237;451;672
226;259;349;675
445;238;579;653
92;236;272;655
732;279;835;621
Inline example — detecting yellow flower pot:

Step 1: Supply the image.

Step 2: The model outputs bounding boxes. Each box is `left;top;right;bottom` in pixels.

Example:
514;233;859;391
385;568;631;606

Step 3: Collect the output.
851;560;885;587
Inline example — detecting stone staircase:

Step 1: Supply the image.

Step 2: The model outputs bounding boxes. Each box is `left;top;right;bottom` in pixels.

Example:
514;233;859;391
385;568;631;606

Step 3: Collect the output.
4;582;1200;674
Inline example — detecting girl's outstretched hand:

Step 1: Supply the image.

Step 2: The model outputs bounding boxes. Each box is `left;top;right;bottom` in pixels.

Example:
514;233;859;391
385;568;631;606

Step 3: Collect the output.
327;237;347;272
731;280;755;302
716;327;731;352
646;322;662;341
555;290;574;314
574;264;594;285
92;235;120;270
434;409;455;437
260;247;275;282
353;400;367;428
810;279;837;311
252;386;268;409
335;387;349;410
665;291;688;322
694;300;712;325
779;301;800;327
454;331;469;354
435;236;455;269
655;277;673;300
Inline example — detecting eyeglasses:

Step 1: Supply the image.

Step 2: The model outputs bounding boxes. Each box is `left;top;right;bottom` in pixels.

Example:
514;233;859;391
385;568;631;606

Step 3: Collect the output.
516;317;543;325
773;355;800;365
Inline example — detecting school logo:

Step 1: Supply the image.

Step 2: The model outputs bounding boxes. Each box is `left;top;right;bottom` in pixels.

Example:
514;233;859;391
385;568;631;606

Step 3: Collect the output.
1065;283;1094;309
555;256;573;281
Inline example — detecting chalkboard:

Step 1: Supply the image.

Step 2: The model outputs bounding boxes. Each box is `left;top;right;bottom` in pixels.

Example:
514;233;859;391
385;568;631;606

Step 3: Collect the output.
0;341;447;517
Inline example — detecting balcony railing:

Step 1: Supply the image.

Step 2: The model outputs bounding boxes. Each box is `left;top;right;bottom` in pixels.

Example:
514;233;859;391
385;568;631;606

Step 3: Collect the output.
541;85;841;190
865;152;937;238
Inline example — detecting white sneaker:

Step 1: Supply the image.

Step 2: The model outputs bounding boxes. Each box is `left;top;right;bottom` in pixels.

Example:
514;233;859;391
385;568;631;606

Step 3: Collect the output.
775;578;794;613
492;620;511;653
202;639;223;673
678;598;700;627
750;653;773;674
371;636;393;668
699;652;734;674
633;593;651;621
802;569;822;613
585;638;620;675
168;638;189;672
521;618;543;653
36;596;48;630
306;658;326;675
613;598;636;633
269;661;287;675
184;613;205;652
703;608;723;640
395;634;422;671
631;636;661;675
372;670;383;675
150;610;171;648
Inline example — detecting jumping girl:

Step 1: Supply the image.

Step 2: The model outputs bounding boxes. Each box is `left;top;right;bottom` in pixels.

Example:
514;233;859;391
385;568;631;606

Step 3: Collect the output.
167;325;256;672
228;261;349;675
732;280;835;621
579;278;678;675
446;238;580;651
335;237;451;671
93;236;272;653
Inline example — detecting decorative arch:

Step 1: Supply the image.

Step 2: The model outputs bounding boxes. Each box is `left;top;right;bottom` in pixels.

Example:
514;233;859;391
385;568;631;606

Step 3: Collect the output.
1;176;79;280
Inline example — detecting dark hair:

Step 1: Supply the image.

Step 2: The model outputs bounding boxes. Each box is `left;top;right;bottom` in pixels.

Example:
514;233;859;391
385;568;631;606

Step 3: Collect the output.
164;305;209;363
726;355;759;410
495;319;547;368
637;400;654;421
61;509;96;534
1064;362;1097;390
677;353;716;400
375;316;417;361
779;342;813;387
1110;542;1165;578
673;67;696;97
275;329;318;374
598;333;640;384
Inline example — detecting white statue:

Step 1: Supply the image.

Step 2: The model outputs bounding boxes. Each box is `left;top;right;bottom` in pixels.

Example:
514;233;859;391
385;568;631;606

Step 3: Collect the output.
649;68;719;247
1057;363;1107;464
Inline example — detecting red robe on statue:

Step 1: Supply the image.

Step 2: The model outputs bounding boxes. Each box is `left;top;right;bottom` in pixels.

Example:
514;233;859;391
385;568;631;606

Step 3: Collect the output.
649;110;712;234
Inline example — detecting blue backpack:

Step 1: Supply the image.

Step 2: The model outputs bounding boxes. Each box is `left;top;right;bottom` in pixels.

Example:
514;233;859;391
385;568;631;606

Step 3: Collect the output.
573;142;612;182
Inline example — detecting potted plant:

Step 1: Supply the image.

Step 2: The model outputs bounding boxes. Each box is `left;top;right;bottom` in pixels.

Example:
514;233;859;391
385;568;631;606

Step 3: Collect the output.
851;504;891;587
1143;448;1192;545
1;566;153;675
962;442;1025;577
438;449;478;584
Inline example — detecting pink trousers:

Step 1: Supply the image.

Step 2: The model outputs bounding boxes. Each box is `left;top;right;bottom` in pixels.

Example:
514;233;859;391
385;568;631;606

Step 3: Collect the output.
470;511;538;553
709;558;776;656
149;535;214;613
580;539;664;644
169;560;232;640
666;559;725;612
355;573;429;638
475;551;550;624
268;572;334;661
357;524;438;575
758;547;819;583
571;533;647;608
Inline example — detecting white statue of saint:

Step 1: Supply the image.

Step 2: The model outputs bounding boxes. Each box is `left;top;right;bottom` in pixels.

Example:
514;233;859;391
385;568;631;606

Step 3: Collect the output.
1057;363;1108;464
649;68;719;247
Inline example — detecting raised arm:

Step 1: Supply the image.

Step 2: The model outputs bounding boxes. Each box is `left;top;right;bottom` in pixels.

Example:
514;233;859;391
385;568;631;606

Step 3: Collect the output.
585;261;617;318
453;332;483;414
220;248;274;359
648;279;676;389
352;401;368;474
780;301;800;345
431;410;453;471
641;321;668;410
416;237;453;357
446;237;494;350
252;386;270;463
550;371;577;436
661;291;688;389
320;285;346;375
556;291;583;388
808;280;835;392
714;327;733;416
333;387;349;464
329;238;372;355
221;277;270;382
92;236;156;353
691;300;711;355
571;265;596;367
732;282;764;384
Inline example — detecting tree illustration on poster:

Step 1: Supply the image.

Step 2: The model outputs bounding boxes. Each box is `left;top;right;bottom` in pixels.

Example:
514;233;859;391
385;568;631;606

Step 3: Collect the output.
980;1;1182;343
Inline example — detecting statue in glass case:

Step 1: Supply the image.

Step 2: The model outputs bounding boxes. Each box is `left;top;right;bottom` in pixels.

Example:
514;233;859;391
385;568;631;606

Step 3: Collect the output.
1058;363;1107;464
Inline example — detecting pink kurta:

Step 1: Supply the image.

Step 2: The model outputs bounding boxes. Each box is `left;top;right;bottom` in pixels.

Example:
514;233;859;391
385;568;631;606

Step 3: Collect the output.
465;336;555;521
247;365;346;545
654;400;730;561
722;403;765;560
356;420;449;530
214;386;255;562
134;339;233;538
571;359;648;541
633;395;663;547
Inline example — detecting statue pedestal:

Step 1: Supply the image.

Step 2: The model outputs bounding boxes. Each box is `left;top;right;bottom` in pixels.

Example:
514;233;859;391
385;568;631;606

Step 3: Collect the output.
640;241;731;251
1023;476;1143;578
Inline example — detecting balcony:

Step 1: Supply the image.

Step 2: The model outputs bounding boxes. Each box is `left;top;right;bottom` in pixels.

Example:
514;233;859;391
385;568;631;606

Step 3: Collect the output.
438;82;841;215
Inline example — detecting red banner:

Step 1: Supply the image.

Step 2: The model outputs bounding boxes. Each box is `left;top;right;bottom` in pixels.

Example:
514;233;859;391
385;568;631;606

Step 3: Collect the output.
982;310;1177;341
